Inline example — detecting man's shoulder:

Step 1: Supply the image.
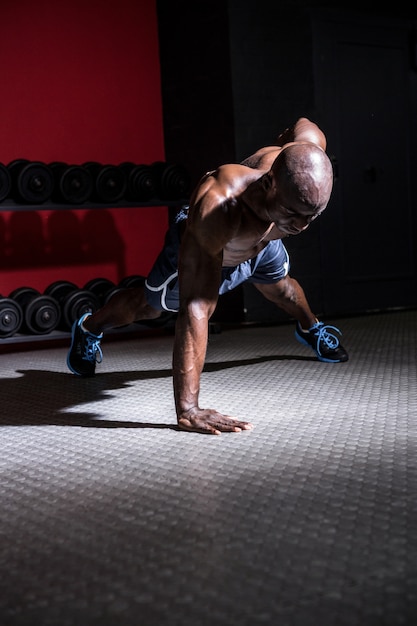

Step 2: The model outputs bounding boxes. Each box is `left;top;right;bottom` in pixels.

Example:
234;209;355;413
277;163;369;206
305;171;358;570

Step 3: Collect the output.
241;146;281;170
189;165;254;229
215;162;253;177
213;162;261;188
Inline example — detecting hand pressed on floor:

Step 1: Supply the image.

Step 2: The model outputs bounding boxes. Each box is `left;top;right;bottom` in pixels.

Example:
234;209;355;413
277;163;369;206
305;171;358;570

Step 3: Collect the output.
178;407;253;435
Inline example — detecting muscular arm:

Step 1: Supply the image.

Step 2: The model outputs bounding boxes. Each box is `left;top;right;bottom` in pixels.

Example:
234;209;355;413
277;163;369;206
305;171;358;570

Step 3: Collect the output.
276;117;327;150
172;172;253;435
172;228;221;424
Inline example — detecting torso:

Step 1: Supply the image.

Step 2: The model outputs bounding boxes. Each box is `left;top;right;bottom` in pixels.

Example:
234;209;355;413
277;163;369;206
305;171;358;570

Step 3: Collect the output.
222;210;283;266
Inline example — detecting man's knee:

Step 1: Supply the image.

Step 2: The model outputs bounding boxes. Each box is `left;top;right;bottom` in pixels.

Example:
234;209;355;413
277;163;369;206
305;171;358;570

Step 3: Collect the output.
123;286;163;320
254;275;300;304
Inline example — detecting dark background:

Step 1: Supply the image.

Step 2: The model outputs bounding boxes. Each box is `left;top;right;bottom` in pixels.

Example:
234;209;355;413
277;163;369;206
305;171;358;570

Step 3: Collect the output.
157;0;417;321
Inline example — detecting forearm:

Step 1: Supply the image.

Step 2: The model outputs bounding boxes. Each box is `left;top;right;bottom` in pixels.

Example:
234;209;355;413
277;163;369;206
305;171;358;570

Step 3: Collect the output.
172;309;210;419
172;306;253;435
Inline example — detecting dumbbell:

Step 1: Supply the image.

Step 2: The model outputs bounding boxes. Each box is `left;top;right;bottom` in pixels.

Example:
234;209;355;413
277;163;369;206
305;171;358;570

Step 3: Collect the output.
9;287;61;335
7;159;54;204
83;277;119;306
118;275;146;289
49;161;93;204
151;161;191;201
0;163;11;202
0;295;23;338
44;280;100;331
118;162;156;201
82;162;127;203
118;275;176;328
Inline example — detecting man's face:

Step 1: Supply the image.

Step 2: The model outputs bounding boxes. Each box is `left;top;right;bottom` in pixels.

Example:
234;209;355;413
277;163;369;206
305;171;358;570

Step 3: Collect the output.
262;171;327;236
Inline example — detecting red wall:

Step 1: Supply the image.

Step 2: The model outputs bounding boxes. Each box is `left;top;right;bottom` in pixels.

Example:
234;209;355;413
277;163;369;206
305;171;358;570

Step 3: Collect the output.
0;0;167;295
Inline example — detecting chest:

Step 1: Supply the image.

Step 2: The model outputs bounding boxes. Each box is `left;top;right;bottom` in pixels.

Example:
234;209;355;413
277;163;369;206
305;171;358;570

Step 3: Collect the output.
223;217;282;265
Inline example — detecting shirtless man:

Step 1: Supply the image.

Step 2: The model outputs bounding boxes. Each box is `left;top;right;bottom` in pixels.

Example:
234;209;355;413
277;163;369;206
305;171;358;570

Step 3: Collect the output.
67;117;348;435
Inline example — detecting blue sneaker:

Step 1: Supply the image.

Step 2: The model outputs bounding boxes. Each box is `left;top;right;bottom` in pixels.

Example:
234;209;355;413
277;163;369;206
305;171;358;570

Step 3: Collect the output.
67;313;103;376
295;321;348;363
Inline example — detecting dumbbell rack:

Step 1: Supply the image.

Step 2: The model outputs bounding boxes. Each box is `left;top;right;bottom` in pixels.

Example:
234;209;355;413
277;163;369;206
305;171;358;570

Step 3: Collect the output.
0;198;185;350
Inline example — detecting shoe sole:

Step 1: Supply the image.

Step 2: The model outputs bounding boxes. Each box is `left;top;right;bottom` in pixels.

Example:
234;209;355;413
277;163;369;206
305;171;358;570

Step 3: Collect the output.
295;332;343;363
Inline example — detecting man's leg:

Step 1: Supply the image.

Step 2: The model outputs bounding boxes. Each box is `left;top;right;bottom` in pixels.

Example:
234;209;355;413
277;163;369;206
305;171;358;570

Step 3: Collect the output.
254;276;348;362
254;275;316;329
67;286;162;377
67;210;185;377
83;286;162;335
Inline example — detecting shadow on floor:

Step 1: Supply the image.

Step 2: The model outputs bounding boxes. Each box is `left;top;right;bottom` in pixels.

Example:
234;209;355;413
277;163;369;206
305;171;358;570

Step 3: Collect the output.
2;353;315;428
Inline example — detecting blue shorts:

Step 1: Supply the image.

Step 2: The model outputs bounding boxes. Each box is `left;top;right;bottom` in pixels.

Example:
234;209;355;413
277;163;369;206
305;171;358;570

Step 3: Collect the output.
144;208;290;312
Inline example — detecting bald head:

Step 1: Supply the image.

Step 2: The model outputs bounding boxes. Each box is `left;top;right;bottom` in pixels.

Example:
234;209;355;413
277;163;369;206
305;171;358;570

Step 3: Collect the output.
271;142;334;213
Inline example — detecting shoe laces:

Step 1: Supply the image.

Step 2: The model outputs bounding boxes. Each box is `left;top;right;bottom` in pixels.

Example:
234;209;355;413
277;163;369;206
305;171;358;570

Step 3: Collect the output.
310;322;342;355
83;333;103;364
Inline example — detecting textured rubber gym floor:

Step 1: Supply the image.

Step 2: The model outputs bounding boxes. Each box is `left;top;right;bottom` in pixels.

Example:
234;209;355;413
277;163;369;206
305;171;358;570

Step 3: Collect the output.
0;310;416;626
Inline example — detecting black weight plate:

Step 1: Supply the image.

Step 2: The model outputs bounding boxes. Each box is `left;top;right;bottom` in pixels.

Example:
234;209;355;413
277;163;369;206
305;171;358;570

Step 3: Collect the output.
151;161;190;200
118;162;135;200
84;277;115;305
24;294;61;334
48;161;67;175
84;277;115;291
94;165;126;203
9;286;40;309
7;159;30;177
49;161;67;168
118;162;135;175
103;286;123;304
82;161;102;174
0;163;11;202
62;289;100;330
0;297;23;337
128;164;156;201
161;164;191;200
49;162;67;202
57;165;93;204
118;275;145;288
44;280;78;303
16;161;54;203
